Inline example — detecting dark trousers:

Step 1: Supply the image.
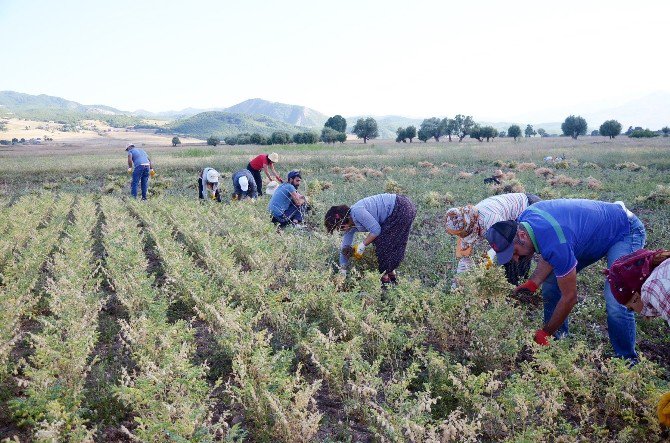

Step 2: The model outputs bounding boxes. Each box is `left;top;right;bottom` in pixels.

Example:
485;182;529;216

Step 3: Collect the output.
271;204;305;227
247;163;263;196
131;165;150;200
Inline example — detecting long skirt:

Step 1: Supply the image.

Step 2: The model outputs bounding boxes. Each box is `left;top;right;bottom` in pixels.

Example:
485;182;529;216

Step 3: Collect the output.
373;195;417;274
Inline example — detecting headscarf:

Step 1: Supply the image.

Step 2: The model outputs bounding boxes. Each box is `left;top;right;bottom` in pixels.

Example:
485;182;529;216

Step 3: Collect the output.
445;205;480;249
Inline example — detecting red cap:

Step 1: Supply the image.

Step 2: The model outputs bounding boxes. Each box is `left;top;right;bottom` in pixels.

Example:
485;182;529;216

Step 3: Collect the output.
604;249;661;304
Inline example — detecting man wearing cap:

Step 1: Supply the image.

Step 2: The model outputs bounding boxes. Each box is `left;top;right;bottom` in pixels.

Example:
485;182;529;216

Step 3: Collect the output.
445;192;541;287
485;199;646;361
198;167;221;202
231;169;258;200
126;143;154;200
267;170;307;227
247;153;282;196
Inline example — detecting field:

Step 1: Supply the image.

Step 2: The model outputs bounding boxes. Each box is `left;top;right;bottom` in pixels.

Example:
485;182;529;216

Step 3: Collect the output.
0;135;669;441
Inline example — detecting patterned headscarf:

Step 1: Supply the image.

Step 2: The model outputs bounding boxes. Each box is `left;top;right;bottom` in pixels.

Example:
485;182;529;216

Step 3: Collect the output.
445;205;480;249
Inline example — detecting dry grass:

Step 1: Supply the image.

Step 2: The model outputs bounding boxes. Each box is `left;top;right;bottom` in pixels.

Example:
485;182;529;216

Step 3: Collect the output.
458;171;473;179
501;171;516;180
343;172;366;182
384;179;406;194
423;191;455;208
635;184;670;204
615;162;647;172
515;162;537;171
548;174;581;187
585;176;603;190
381;166;394;173
440;162;456;168
360;167;384;178
582;162;601;170
491;179;525;194
535;167;555;178
418;161;434;168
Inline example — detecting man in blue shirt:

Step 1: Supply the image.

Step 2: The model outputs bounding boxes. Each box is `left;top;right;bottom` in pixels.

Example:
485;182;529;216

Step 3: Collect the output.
126;143;154;200
267;170;307;227
485;199;646;361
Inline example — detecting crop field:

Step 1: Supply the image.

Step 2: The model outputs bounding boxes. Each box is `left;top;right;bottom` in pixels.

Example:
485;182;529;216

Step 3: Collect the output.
0;137;669;441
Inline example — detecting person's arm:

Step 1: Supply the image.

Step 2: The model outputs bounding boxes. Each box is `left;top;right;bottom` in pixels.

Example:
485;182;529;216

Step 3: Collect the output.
127;153;133;168
269;164;282;181
542;267;578;335
290;191;306;206
148;157;153;169
339;230;356;267
350;207;381;246
262;164;273;181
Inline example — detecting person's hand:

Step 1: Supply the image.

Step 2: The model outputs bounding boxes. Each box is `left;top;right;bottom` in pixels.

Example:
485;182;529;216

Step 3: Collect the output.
338;268;347;277
127;167;132;174
353;242;366;260
658;391;670;427
534;329;550;346
150;169;156;177
515;280;539;295
276;176;284;183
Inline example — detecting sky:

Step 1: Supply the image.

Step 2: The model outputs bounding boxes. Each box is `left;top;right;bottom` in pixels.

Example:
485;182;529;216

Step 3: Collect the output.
1;0;669;121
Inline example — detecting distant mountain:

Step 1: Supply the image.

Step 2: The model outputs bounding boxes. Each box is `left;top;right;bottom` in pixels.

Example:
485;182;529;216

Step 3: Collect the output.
582;92;670;130
165;111;307;139
0;90;125;116
225;98;328;128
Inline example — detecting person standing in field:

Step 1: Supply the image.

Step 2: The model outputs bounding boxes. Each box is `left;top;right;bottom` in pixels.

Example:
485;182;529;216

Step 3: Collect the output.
231;169;258;200
325;193;417;286
485;199;645;361
247;152;282;196
445;192;541;287
126;143;154;200
198;167;222;202
267;170;307;227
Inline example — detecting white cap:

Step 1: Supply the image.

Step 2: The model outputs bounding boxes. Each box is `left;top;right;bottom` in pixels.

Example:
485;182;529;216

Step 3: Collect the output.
268;152;279;163
206;169;219;183
125;143;135;150
239;175;249;191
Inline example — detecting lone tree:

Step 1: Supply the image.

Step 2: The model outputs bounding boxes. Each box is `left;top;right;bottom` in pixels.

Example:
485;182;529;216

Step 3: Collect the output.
405;125;416;142
524;124;536;138
206;136;220;146
395;127;407;143
453;115;475;141
561;115;588;139
508;125;522;141
480;126;498;142
324;115;347;133
537;128;547;137
470;126;483;142
352;117;378;143
171;136;181;147
419;117;443;142
599;120;622;139
662;126;670;137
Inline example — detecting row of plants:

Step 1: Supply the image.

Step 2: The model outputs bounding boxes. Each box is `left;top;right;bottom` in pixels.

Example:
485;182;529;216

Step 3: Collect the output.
0;195;74;382
131;200;323;442
100;197;224;441
10;198;100;440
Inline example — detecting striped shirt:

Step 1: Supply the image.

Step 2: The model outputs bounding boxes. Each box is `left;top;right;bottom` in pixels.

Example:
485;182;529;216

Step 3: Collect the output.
474;193;530;237
641;259;670;326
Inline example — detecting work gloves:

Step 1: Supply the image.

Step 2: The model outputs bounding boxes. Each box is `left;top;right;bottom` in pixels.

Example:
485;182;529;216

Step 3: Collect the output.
353;242;366;260
127;168;132;174
515;280;539;295
534;329;550;346
659;392;670;427
150;169;156;177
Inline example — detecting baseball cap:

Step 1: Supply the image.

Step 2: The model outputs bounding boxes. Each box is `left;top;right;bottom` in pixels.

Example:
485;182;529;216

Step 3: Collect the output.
485;220;518;265
206;169;219;183
287;170;301;180
125;143;135;150
239;175;249;191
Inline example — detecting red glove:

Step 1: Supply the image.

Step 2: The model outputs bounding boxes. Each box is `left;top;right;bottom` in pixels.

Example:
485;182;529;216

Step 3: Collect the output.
534;329;550;346
515;280;539;294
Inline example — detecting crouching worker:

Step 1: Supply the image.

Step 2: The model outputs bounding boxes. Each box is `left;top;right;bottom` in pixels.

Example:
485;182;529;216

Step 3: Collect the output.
267;170;307;227
485;199;645;362
325;193;417;286
445;192;541;287
232;169;258;200
198;167;221;202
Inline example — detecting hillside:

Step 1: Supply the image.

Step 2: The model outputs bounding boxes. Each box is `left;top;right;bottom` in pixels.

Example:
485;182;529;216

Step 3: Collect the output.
165;111;304;139
225;98;327;128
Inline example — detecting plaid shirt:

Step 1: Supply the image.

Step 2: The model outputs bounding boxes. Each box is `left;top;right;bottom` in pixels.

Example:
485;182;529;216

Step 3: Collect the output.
641;259;670;326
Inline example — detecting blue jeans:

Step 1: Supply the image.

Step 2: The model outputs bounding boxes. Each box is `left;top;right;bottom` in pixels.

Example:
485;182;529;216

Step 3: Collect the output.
271;204;305;227
131;165;150;200
541;215;646;360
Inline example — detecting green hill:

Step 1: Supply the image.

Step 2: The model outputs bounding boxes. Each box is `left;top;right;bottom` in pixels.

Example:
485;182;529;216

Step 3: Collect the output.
165;111;304;139
225;98;327;128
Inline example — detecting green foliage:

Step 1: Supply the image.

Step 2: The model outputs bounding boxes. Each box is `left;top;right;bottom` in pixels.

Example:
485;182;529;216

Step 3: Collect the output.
395;127;407;143
561;115;588;139
480;126;498;142
508;124;522;140
324;115;347;133
206;135;220;146
537;128;547;137
271;131;291;145
453;114;475;141
419;117;443;142
166;111;304;140
629;128;659;138
352;117;379;143
599;119;622;139
524;124;536;137
405;125;417;142
293;131;319;144
321;127;344;144
662;126;670;137
171;136;181;146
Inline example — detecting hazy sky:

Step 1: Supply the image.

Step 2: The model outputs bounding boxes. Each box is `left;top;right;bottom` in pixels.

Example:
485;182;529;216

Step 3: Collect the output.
1;0;668;121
